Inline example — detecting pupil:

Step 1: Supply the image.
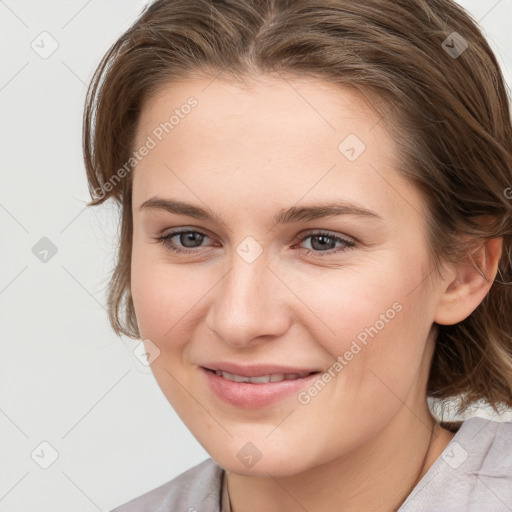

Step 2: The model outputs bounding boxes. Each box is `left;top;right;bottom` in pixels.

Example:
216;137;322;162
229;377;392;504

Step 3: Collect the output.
311;235;333;251
182;232;203;247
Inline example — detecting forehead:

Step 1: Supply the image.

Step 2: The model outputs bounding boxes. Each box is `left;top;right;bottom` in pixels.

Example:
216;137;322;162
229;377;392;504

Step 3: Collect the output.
132;74;423;224
135;74;387;151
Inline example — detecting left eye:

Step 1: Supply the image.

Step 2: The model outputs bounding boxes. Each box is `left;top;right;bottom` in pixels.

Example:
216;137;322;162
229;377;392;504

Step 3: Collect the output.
156;230;212;253
154;229;356;256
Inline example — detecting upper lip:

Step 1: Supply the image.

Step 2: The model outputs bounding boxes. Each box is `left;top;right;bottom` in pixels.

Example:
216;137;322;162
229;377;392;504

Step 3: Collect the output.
202;362;321;377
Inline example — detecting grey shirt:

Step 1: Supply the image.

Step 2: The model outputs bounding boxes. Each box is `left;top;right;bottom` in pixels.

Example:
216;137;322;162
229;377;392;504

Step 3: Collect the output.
111;416;512;512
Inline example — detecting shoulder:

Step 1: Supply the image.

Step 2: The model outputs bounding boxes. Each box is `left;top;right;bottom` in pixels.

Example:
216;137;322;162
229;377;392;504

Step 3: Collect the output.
458;415;512;467
109;458;224;512
399;415;512;512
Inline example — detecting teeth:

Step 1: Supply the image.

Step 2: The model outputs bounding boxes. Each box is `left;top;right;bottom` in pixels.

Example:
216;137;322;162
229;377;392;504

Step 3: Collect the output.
215;370;311;383
252;375;272;383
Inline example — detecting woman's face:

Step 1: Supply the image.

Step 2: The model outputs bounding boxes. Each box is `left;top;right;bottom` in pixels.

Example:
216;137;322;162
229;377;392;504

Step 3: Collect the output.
130;74;445;476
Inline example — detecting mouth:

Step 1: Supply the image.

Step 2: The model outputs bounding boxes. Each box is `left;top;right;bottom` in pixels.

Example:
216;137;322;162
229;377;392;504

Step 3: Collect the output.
204;368;321;384
201;367;322;408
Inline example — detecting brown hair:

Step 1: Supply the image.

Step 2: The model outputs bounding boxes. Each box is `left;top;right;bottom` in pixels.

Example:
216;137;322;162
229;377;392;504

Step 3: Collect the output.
83;0;512;416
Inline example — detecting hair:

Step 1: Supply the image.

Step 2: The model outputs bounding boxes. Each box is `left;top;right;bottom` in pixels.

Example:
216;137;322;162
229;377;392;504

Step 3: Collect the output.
83;0;512;417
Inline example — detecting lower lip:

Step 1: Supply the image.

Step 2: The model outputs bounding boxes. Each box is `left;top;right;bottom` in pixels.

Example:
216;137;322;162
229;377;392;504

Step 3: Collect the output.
201;367;320;409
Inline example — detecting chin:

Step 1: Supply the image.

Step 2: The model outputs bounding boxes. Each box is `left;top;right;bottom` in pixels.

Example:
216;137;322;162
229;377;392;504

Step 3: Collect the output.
210;447;314;478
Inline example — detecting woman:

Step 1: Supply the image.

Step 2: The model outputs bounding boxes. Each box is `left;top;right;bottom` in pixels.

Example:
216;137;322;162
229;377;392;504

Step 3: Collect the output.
83;0;512;510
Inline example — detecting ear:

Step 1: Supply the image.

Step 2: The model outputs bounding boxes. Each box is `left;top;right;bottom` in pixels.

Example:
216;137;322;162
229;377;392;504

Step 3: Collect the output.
434;237;503;325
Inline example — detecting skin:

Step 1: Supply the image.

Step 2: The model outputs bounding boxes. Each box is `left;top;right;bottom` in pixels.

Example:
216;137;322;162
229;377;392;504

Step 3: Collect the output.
129;74;502;512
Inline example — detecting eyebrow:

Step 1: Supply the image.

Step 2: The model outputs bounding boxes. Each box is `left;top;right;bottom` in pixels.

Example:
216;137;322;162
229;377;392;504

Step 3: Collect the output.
138;196;384;225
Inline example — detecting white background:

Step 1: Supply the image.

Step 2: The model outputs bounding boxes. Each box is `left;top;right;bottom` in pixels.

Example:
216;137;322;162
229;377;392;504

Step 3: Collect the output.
1;1;511;510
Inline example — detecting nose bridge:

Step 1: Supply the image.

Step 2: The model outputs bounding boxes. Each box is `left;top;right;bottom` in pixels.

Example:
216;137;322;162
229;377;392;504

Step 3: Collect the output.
207;246;288;346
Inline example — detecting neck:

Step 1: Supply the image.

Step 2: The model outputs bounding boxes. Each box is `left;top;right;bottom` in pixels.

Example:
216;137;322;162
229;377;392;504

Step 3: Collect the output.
226;404;452;512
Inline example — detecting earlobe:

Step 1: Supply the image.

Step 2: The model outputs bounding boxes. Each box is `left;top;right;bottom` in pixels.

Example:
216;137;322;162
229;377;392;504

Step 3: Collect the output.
433;237;503;326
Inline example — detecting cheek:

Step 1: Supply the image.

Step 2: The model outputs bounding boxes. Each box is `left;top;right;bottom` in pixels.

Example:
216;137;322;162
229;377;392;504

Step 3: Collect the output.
130;247;217;349
130;256;202;408
131;244;171;337
287;268;434;454
290;256;434;393
291;255;423;340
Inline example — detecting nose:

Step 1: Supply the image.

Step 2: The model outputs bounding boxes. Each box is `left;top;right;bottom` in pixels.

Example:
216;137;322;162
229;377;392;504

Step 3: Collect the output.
205;249;291;348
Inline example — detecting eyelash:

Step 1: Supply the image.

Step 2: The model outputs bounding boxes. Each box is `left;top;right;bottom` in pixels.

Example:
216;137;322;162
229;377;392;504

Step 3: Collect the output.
154;229;356;257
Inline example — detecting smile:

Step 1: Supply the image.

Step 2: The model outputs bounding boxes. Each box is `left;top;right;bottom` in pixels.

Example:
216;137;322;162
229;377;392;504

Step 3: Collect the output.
202;368;321;408
214;369;314;383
